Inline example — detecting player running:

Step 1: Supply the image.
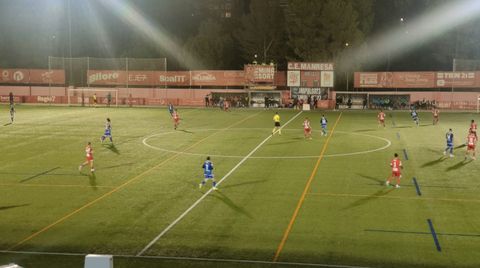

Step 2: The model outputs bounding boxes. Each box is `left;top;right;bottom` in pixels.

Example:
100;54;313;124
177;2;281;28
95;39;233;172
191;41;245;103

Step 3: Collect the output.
378;110;386;127
465;130;477;160
470;119;477;138
101;118;113;143
172;109;180;130
79;142;95;173
303;117;312;140
386;153;402;188
320;115;328;136
168;103;174;117
411;109;419;127
272;112;281;135
444;128;454;157
199;156;217;190
432;108;440;125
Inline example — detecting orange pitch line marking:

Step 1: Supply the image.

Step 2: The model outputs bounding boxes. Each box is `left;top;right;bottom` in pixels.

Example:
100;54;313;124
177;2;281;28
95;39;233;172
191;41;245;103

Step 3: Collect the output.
273;112;343;262
8;112;260;251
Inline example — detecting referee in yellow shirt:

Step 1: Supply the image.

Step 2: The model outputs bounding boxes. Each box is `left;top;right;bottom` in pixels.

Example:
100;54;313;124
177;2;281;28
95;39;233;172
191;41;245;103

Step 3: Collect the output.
273;112;281;135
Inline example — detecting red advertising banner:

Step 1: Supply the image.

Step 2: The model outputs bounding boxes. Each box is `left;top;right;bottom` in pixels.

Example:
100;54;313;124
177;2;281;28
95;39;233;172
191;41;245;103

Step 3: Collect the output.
0;69;30;83
392;72;435;88
29;69;65;84
87;70;127;85
436;72;476;88
191;70;245;86
157;71;190;86
244;65;275;83
288;62;334;71
126;71;155;86
354;72;393;88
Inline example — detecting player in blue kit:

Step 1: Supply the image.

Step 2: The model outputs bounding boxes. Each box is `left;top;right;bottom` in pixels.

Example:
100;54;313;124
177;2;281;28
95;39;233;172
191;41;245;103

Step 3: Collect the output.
320;115;328;136
411;109;419;127
101;118;113;143
199;156;217;190
168;103;174;117
444;128;454;157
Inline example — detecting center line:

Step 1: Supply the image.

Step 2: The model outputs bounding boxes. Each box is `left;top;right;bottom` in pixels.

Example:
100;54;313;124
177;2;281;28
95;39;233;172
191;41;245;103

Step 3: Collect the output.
137;111;303;256
273;112;343;262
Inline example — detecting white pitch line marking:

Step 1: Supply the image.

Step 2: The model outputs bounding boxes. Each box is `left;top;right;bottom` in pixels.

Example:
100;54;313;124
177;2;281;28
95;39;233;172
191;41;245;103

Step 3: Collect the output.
136;111;304;256
142;130;391;159
0;249;373;268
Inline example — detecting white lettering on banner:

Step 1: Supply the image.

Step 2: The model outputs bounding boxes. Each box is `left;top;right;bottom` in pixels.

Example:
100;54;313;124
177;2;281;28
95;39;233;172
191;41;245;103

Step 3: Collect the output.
13;71;25;81
37;96;56;103
254;67;274;80
128;74;148;82
2;70;9;81
288;62;334;71
437;72;475;79
158;75;187;83
192;72;216;82
41;71;53;82
88;72;120;83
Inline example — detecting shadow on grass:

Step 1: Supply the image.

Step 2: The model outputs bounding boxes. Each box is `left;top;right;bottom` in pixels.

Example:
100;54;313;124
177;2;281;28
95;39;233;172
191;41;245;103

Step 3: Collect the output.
343;188;395;210
421;157;446;168
98;162;135;170
103;143;120;155
354;129;376;132
178;129;194;134
211;191;253;219
0;204;29;211
20;167;61;183
269;140;299;145
3;122;12;126
357;173;384;185
454;144;466;149
394;126;413;129
446;159;472;172
220;179;268;190
89;173;97;190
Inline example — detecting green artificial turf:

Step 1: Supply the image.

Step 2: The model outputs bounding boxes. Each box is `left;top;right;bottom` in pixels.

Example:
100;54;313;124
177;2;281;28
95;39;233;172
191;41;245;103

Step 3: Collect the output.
0;105;479;267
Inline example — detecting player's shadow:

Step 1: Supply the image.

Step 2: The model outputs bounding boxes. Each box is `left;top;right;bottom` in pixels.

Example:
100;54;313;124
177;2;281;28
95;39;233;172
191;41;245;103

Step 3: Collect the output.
178;129;193;134
394;126;413;129
103;143;120;155
211;191;253;219
446;160;472;172
342;188;395;210
354;129;376;132
357;173;384;185
220;179;268;190
454;144;466;149
421;157;447;168
20;167;61;183
98;162;134;171
89;173;97;190
3;122;12;126
0;204;29;211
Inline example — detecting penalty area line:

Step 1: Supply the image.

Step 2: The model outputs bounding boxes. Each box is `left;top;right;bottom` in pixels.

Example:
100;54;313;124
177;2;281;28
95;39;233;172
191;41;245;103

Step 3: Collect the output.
136;111;304;256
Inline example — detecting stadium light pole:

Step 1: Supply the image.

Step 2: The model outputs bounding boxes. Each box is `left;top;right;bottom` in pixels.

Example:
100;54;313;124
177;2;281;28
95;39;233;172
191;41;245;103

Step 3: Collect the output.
345;43;350;92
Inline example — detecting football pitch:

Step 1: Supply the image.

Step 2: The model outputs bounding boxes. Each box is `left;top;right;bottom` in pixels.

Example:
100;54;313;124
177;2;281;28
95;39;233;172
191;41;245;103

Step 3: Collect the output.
0;106;479;268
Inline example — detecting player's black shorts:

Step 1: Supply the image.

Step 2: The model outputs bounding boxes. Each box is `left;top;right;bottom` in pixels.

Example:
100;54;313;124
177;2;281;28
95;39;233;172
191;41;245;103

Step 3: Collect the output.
275;122;280;127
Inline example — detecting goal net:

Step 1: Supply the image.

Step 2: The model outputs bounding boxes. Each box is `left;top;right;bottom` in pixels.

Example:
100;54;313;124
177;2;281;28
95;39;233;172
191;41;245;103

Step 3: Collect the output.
335;92;368;110
67;88;118;107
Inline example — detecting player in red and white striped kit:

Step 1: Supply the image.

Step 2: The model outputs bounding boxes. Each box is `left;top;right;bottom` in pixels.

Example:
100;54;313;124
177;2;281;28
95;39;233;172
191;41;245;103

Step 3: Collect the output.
465;131;477;160
79;142;95;173
303;117;312;140
378;110;386;128
386;153;402;188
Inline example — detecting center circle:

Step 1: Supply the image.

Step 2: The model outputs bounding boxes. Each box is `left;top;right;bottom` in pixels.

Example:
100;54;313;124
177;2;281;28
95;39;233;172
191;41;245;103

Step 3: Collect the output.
142;129;391;159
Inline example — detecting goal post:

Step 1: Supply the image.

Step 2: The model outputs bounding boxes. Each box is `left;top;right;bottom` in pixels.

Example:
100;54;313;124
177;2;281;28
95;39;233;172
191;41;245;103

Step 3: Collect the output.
477;95;480;113
67;88;118;107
